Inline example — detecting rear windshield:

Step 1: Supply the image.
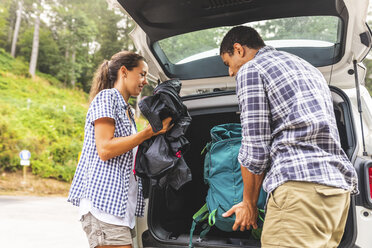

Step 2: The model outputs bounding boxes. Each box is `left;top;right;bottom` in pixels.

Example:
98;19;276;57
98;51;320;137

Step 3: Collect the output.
158;16;341;65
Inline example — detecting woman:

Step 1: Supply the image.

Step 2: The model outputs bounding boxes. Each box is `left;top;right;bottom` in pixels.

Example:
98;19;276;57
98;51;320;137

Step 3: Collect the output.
68;51;172;248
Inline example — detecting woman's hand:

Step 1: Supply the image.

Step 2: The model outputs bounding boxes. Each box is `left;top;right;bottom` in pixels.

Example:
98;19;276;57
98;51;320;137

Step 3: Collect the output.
95;117;173;161
145;117;173;137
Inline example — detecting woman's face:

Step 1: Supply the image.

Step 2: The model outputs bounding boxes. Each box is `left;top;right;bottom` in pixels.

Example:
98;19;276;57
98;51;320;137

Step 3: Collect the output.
124;60;149;97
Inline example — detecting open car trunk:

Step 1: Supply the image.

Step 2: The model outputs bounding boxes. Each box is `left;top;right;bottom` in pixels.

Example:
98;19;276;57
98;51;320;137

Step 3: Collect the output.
141;86;357;248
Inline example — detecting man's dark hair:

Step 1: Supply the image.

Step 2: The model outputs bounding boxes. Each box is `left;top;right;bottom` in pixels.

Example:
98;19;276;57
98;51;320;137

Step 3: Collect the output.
220;26;265;55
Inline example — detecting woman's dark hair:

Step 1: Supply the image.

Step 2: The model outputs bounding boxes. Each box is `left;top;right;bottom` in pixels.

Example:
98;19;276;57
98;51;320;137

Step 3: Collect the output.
89;51;145;102
220;26;265;55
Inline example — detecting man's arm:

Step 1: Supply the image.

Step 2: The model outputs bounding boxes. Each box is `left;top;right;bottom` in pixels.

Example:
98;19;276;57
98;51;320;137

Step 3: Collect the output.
241;165;265;210
223;166;264;231
237;66;271;174
223;65;270;231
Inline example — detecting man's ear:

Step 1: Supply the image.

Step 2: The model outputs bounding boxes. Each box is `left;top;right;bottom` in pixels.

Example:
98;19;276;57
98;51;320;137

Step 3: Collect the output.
233;43;246;57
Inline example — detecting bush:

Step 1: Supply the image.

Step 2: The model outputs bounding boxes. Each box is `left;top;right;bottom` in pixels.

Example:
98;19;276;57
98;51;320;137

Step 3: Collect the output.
0;49;88;182
0;48;30;77
31;157;77;182
0;113;23;172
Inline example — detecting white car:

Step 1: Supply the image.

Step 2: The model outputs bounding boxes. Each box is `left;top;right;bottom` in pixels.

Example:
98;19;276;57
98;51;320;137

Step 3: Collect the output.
115;0;372;247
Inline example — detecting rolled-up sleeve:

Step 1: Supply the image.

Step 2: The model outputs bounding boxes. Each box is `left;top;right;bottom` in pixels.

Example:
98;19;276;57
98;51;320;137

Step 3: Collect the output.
90;90;116;126
237;65;271;174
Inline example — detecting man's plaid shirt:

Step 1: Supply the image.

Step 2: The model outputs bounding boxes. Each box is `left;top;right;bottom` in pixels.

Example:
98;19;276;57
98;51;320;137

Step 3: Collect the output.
68;88;145;217
236;46;358;195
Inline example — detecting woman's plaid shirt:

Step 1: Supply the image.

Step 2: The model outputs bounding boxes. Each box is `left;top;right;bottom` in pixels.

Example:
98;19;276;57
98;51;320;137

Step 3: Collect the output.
236;46;358;195
68;88;145;217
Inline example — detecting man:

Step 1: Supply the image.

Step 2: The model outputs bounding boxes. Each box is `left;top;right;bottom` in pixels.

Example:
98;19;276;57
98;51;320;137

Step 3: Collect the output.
220;26;358;247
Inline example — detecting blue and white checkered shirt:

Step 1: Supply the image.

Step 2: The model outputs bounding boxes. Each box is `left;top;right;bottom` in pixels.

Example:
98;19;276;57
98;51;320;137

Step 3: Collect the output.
237;46;358;195
68;88;145;217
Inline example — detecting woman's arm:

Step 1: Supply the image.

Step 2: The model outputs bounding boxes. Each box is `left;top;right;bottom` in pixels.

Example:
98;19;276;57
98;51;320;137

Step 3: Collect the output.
95;117;172;161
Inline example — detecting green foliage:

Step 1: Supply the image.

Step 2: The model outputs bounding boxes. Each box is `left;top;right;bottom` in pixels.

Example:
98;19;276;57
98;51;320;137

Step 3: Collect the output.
0;2;10;48
365;16;372;96
93;10;134;63
141;83;155;97
0;49;88;181
0;48;30;76
253;16;339;42
51;7;98;86
158;16;339;64
18;26;61;76
0;0;143;181
0;0;135;93
0;115;24;172
159;28;228;63
36;71;63;87
364;58;372;95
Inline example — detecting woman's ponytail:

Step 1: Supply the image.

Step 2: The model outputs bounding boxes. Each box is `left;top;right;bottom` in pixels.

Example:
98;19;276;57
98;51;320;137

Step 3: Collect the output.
89;60;113;103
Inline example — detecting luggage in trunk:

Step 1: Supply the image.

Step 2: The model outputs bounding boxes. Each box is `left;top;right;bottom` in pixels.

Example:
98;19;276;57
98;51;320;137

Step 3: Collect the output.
142;90;357;248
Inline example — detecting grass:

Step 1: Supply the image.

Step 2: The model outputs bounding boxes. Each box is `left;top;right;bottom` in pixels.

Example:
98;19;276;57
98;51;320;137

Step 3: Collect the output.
0;47;149;186
0;48;89;182
0;71;89;181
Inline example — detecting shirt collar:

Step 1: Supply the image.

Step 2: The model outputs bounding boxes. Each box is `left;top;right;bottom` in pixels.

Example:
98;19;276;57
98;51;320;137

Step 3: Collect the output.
112;88;129;110
254;45;275;58
236;46;275;77
112;88;136;126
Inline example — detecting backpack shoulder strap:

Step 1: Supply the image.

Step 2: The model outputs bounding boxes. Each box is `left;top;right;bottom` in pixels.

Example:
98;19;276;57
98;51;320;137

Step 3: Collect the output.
189;203;210;248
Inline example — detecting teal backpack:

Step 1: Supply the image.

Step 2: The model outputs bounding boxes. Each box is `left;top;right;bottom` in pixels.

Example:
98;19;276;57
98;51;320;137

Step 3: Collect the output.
189;123;267;247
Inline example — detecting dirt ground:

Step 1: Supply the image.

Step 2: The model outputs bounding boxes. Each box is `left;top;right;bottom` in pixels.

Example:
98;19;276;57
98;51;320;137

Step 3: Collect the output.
0;168;71;197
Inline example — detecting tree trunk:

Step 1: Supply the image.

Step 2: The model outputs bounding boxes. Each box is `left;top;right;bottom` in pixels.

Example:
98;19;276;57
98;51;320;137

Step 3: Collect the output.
71;49;76;88
29;15;40;77
11;1;22;57
7;11;15;47
136;92;141;118
64;49;69;84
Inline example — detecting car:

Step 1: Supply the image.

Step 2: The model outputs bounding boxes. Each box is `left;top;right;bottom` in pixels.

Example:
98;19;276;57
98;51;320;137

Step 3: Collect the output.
114;0;372;247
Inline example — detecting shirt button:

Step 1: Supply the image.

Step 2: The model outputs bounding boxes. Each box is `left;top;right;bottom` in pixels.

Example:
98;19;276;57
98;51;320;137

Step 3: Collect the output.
96;230;102;236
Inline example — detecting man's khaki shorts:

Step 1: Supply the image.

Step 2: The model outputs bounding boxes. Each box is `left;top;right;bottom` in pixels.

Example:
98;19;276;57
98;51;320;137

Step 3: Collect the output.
261;181;350;248
80;212;136;248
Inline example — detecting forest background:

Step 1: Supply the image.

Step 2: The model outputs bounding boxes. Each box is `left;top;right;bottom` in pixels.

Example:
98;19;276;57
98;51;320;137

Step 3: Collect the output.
0;0;372;193
0;0;147;187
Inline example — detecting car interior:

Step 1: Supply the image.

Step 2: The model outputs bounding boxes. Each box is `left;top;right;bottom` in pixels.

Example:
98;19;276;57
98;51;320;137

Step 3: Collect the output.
139;87;357;247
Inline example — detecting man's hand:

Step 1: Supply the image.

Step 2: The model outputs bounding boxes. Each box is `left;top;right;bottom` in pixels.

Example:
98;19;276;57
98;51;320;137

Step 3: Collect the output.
222;201;258;231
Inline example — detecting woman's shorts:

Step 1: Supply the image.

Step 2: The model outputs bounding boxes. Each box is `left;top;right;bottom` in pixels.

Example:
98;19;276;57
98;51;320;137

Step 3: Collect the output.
80;212;136;248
